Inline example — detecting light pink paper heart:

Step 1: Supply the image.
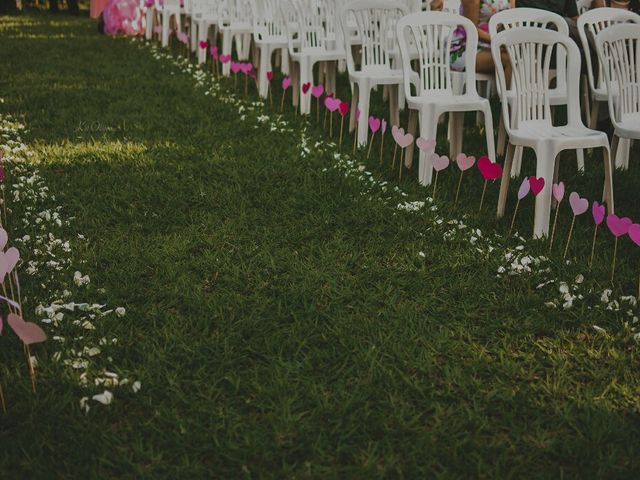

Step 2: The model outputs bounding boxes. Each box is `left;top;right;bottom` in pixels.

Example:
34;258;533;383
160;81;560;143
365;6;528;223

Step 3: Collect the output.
592;201;605;225
395;131;414;148
606;214;632;237
4;247;19;274
282;77;291;90
569;192;588;216
0;229;7;251
324;97;341;112
517;177;530;200
311;84;324;98
552;182;565;202
368;117;381;133
416;137;436;152
628;224;640;247
477;156;502;180
153;25;162;34
231;62;242;74
528;176;545;196
431;154;450;172
456;153;475;171
7;313;46;345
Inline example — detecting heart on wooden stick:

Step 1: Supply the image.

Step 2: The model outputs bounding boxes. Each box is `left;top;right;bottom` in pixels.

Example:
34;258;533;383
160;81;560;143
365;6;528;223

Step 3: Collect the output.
7;313;46;345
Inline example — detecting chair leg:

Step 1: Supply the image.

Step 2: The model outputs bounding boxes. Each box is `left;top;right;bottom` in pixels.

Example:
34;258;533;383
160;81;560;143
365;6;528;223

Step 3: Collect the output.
162;13;170;47
349;83;359;133
581;75;591;126
418;108;438;186
281;48;290;75
589;99;600;129
497;142;515;218
299;58;313;114
497;113;507;157
257;45;270;99
389;84;400;128
615;137;630;170
605;136;618;213
405;109;418;170
576;149;585;173
510;146;523;178
448;112;463;160
221;31;232;76
533;147;557;239
357;81;371;147
145;8;154;40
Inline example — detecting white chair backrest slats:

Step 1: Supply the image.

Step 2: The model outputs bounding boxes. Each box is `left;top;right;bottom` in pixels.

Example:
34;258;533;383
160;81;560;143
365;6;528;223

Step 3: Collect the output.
397;12;478;97
219;0;252;28
252;0;285;41
596;24;640;124
191;0;217;16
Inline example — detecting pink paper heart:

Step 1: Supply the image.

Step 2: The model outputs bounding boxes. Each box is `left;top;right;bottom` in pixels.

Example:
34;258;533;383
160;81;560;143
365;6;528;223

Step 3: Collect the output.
199;40;208;49
628;224;640;247
529;176;545;196
431;154;450;172
266;71;273;81
394;130;414;148
606;214;632;237
324;97;341;112
153;25;162;34
209;46;219;59
0;229;7;251
282;77;291;90
456;153;475;171
301;82;311;94
569;192;588;216
231;62;242;74
219;54;231;64
381;119;387;134
7;313;46;345
368;117;381;134
311;84;324;98
477;156;502;180
415;137;436;152
4;247;19;274
517;177;530;200
592;201;605;225
552;182;565;202
338;102;349;117
240;63;252;74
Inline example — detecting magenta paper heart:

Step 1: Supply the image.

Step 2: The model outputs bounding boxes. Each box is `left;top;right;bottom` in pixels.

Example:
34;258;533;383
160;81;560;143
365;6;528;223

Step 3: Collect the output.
144;0;153;7
552;182;565;202
311;84;324;98
528;176;545;196
628;224;640;246
368;117;381;133
517;177;530;200
324;97;341;112
381;119;387;134
282;77;291;90
456;153;475;171
477;156;502;180
266;71;273;81
231;62;242;74
592;201;605;225
416;137;436;152
240;63;252;74
568;192;588;216
0;229;7;251
219;54;231;64
199;40;208;49
302;82;311;94
606;214;632;237
177;32;189;44
7;313;46;345
209;46;219;59
431;154;450;172
338;102;349;117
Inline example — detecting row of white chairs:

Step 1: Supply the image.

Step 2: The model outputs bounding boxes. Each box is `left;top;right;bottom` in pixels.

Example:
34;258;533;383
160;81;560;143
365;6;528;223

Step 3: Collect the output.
143;1;639;239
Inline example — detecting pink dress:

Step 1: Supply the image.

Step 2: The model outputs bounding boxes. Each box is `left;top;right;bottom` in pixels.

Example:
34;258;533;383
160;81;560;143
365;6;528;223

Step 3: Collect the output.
102;0;145;35
90;0;110;18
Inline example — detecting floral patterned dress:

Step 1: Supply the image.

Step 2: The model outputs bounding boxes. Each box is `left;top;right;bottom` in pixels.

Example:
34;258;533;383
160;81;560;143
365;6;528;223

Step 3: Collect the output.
450;0;511;71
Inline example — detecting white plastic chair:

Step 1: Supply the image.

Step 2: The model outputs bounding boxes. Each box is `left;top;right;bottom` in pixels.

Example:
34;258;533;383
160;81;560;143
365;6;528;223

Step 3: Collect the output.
283;0;345;114
340;0;407;147
396;12;496;186
596;24;640;171
158;0;183;47
578;8;640;169
251;0;289;98
219;0;254;76
489;8;585;178
144;0;157;40
191;0;219;63
492;28;614;238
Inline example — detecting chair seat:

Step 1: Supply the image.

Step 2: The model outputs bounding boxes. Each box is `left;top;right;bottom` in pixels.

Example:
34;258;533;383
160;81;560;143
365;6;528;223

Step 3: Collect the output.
193;14;217;22
254;37;287;48
615;113;640;140
510;123;609;150
290;49;345;63
349;67;403;84
407;93;489;112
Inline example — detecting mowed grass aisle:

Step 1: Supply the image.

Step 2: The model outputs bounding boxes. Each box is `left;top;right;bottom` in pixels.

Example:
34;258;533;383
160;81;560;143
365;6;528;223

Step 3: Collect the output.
1;11;640;478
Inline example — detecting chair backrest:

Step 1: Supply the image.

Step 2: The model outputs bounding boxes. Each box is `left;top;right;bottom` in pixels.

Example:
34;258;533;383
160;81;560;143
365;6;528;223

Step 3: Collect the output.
421;0;460;13
397;11;478;97
218;0;252;28
491;28;583;134
488;8;569;97
284;0;332;53
340;0;408;74
576;0;591;15
191;0;217;16
251;0;286;41
596;23;640;128
577;8;640;97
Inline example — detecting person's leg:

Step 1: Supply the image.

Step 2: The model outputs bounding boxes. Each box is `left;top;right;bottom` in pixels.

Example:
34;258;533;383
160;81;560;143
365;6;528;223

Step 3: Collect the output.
476;48;511;88
67;0;79;15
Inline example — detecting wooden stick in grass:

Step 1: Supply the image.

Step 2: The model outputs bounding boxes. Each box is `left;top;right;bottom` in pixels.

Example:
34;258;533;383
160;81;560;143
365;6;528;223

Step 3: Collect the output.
280;77;291;113
367;117;380;159
430;154;449;201
563;192;588;258
509;177;530;236
477;156;502;214
453;153;476;206
266;71;274;107
548;182;565;250
606;214;632;283
379;121;387;165
394;131;414;181
589;201;606;269
338;101;348;148
352;109;360;155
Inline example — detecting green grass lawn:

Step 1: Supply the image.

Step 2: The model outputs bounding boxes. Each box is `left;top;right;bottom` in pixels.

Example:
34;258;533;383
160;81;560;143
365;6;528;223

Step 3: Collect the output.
1;10;640;478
